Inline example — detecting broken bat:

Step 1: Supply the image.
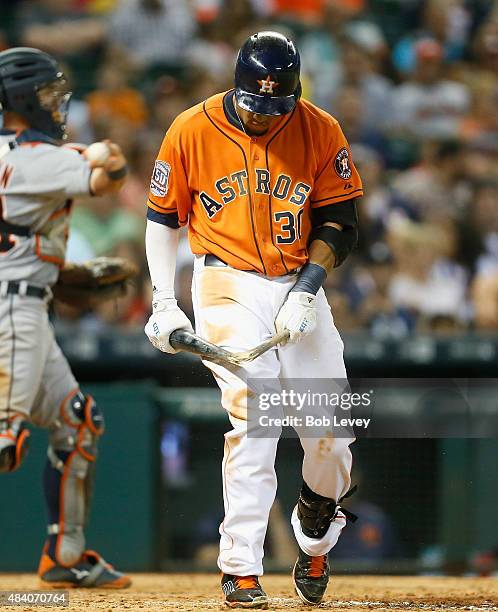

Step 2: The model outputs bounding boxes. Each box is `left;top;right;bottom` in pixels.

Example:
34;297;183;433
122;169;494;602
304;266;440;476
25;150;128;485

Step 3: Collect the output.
169;329;290;367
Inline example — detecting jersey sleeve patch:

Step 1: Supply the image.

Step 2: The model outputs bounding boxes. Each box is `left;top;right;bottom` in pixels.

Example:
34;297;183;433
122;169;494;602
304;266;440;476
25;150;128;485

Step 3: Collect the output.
150;161;171;197
334;148;352;180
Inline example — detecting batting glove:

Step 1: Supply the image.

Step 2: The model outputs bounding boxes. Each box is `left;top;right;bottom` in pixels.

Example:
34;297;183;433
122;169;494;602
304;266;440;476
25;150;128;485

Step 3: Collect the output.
275;291;317;344
144;296;193;354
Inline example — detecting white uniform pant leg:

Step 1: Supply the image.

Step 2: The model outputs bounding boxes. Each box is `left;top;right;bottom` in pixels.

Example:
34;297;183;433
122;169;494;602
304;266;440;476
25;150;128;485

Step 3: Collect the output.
220;413;280;576
30;321;78;429
192;261;283;576
0;295;50;420
279;288;354;556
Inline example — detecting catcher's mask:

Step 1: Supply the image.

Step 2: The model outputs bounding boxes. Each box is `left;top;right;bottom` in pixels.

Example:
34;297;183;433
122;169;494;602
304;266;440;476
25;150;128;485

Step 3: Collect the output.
0;47;71;140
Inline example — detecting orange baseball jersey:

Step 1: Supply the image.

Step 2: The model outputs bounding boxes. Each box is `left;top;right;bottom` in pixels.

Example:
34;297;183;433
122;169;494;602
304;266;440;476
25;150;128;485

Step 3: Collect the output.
147;91;363;277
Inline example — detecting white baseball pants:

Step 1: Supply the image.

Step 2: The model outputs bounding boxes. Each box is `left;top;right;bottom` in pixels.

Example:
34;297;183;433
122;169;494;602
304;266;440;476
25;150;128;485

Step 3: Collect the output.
0;292;77;426
192;256;354;576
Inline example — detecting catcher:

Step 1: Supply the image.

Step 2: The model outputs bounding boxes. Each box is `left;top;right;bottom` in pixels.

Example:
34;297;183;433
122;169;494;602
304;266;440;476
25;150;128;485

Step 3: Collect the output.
0;47;135;587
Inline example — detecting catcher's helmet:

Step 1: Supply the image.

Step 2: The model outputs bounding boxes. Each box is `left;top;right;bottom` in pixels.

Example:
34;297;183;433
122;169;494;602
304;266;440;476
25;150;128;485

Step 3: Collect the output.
0;47;71;140
235;31;301;116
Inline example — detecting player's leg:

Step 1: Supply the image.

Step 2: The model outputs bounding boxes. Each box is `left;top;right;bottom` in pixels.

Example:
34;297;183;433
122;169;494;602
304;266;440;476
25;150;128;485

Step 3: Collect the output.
30;326;130;588
192;261;282;607
278;288;354;604
0;295;50;472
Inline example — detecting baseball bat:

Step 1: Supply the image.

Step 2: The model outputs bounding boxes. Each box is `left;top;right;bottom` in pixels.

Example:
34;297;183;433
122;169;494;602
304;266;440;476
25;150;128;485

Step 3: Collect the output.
170;329;290;368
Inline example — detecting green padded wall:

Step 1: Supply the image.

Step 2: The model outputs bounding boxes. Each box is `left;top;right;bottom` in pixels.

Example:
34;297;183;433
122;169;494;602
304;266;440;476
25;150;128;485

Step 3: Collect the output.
0;382;158;572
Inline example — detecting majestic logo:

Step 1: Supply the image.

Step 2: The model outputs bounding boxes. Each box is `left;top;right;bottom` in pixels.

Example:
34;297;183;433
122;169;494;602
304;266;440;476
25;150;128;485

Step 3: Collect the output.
258;75;279;94
150;160;171;197
334;148;352;180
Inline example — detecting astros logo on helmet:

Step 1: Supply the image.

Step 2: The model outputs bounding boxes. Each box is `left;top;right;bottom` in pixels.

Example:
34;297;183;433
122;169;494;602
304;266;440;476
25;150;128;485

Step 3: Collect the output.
258;76;279;94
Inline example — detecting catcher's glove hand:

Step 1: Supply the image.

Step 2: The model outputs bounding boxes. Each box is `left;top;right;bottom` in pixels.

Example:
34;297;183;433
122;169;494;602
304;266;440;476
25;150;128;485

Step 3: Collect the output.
53;256;138;309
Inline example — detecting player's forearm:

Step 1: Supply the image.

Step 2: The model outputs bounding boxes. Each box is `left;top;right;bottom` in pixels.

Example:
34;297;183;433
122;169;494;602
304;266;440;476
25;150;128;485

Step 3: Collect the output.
144;219;193;354
290;223;342;295
308;222;343;273
145;219;179;297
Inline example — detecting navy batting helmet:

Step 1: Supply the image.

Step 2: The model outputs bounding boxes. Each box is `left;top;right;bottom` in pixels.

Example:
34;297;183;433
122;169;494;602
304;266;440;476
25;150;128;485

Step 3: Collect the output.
235;31;301;116
0;47;71;140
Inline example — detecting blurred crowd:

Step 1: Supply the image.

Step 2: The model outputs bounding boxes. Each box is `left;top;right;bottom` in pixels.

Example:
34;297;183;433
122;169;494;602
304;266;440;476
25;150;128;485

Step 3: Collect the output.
1;0;498;336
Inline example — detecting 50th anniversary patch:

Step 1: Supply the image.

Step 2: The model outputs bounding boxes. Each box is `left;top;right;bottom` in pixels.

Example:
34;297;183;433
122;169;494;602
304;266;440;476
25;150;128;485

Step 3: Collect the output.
334;147;352;180
150;161;171;197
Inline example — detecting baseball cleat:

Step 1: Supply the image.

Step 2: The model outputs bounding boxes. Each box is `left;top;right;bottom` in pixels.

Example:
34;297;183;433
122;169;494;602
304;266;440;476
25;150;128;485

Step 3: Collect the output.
221;573;269;609
292;548;330;605
38;547;131;589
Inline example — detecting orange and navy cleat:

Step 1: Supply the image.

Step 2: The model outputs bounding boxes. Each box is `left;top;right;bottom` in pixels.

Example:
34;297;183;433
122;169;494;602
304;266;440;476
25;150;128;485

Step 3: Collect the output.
221;574;268;609
292;549;330;605
38;547;131;589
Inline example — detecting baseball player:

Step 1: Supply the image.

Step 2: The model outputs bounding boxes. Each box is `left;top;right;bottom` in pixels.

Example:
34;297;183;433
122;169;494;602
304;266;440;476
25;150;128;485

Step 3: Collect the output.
145;32;363;608
0;48;130;588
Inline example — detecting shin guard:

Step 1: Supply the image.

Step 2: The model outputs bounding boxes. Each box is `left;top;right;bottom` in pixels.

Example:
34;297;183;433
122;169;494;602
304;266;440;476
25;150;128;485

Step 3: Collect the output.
43;390;104;567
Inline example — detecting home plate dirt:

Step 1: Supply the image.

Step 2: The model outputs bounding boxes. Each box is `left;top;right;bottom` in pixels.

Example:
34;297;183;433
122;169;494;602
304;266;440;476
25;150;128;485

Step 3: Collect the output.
0;574;497;611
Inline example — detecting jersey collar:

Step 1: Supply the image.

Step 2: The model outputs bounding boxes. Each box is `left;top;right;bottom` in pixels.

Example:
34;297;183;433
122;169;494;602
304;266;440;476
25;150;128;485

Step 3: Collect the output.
223;90;244;131
0;128;58;145
16;129;58;145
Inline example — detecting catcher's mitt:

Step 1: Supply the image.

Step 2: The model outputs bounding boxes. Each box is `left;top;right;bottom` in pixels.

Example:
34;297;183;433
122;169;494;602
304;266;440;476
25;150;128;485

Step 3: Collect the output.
53;257;138;309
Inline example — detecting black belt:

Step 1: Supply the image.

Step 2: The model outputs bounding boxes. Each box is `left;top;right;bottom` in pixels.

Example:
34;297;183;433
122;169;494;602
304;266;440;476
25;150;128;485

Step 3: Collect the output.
1;281;48;299
204;254;300;275
0;220;31;237
205;254;230;267
204;254;255;271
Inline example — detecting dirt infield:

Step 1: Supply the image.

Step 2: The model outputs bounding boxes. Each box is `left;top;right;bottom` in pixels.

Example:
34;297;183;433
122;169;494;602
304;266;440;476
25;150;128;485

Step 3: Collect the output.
0;574;497;611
